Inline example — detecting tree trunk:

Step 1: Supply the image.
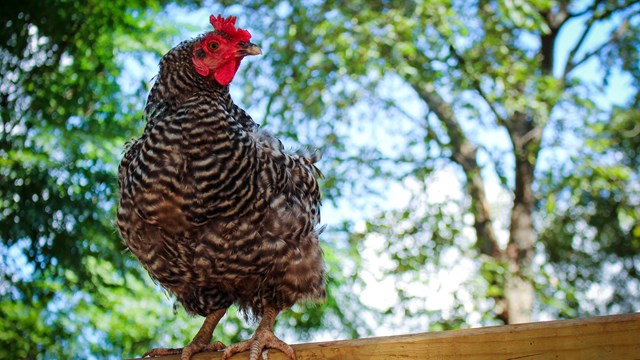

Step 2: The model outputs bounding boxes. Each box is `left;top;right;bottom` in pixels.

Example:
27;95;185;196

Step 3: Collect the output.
505;198;536;324
497;4;567;325
504;112;542;324
405;57;542;325
504;184;536;324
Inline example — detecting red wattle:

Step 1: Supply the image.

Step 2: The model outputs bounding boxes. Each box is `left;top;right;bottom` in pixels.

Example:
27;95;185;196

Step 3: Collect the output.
214;60;241;86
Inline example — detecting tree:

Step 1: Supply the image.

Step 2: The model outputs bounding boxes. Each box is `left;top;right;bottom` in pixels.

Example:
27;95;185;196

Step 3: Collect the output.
218;0;640;326
0;1;203;358
2;0;638;358
0;1;370;358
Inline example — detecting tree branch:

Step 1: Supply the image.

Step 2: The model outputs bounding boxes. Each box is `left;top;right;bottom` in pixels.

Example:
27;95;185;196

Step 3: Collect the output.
563;0;640;79
401;64;502;259
562;2;602;79
539;2;572;74
571;0;640;20
567;0;605;19
445;43;507;125
564;15;632;78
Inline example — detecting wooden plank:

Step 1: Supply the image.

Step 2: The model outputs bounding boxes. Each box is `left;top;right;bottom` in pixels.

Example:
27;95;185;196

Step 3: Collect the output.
131;313;640;359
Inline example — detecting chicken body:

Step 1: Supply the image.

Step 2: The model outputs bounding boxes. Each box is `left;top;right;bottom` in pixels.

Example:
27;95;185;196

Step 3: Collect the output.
116;15;325;360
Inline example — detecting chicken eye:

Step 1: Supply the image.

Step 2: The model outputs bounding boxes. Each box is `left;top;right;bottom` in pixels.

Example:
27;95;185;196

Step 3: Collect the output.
208;42;219;51
237;41;246;47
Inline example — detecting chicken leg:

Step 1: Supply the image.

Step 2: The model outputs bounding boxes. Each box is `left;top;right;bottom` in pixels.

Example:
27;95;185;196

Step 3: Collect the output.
221;306;296;360
143;308;227;360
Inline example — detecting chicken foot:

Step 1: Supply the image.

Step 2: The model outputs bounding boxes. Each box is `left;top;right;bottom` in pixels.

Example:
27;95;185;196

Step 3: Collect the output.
222;306;295;360
143;308;227;360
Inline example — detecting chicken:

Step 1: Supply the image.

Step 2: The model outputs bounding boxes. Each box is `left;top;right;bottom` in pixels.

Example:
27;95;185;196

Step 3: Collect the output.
116;14;326;360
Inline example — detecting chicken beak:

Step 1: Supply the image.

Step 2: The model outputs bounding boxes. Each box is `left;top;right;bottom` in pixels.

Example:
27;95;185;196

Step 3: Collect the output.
243;43;262;56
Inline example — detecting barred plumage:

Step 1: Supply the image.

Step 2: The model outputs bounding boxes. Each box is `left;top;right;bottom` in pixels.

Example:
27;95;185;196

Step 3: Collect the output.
117;15;325;360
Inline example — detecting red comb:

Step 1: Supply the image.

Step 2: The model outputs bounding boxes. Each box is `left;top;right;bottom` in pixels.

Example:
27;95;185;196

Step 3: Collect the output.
210;14;251;42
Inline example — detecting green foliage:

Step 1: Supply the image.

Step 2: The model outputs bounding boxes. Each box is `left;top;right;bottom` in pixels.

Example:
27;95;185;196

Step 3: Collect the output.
0;1;207;357
218;0;640;326
1;1;371;358
538;105;640;317
2;0;639;358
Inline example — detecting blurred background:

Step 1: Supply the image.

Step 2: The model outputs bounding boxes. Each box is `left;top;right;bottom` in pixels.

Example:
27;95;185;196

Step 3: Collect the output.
1;0;639;359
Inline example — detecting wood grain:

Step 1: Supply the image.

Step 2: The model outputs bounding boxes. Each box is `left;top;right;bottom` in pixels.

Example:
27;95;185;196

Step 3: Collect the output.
129;313;640;359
